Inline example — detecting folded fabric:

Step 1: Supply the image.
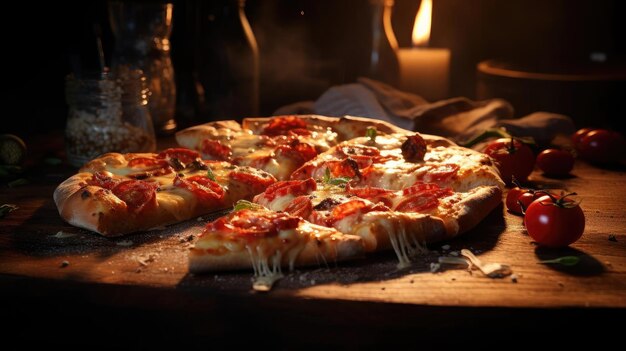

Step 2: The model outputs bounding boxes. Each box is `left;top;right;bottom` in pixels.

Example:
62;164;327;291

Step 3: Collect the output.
275;77;575;146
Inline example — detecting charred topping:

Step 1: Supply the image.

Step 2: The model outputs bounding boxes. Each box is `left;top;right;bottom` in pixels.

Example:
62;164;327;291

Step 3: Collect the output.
188;159;208;171
81;190;91;199
128;172;150;180
314;197;341;211
169;157;185;171
345;158;362;178
401;134;427;162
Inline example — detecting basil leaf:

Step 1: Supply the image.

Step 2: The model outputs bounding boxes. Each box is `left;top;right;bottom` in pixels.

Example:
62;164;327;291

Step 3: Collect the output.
366;127;377;142
206;166;216;181
233;200;263;212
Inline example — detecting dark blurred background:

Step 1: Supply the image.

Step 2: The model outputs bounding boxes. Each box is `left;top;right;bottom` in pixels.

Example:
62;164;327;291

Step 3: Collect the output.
1;0;625;135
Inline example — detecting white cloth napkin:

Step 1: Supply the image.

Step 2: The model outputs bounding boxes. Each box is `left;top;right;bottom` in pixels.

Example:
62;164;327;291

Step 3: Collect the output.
274;77;575;146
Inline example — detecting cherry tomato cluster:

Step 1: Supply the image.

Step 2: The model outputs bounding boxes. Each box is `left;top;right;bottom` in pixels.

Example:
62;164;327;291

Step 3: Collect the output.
571;128;625;165
506;185;585;247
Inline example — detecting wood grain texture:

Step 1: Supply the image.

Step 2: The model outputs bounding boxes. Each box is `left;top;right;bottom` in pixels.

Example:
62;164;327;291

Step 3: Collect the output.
1;133;625;346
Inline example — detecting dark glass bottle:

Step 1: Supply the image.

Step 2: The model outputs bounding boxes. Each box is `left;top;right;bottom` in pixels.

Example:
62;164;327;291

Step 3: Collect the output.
369;0;400;87
195;0;260;121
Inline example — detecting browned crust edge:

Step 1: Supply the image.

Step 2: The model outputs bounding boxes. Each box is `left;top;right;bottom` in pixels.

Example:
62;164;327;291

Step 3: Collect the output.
188;233;364;273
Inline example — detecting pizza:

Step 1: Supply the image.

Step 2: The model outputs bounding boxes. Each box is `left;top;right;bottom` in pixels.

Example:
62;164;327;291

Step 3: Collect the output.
187;125;504;280
53;148;276;236
54;114;504;290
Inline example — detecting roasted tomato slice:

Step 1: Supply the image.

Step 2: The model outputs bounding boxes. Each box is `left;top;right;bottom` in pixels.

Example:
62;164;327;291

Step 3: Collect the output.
201;139;232;161
174;175;225;203
262;116;308;136
111;180;158;213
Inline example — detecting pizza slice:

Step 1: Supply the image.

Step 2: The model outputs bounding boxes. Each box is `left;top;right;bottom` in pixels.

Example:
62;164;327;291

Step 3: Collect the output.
290;132;504;192
53;148;276;236
174;115;413;181
175;116;339;180
253;176;501;268
189;206;365;291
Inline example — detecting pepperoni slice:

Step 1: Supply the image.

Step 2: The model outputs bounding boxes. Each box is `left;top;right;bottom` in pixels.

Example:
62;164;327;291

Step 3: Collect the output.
283;196;313;218
262;178;316;201
346;185;394;207
422;164;460;183
158;148;202;165
111;180;158;213
87;172;120;190
262;116;308;136
230;170;277;193
207;210;301;238
174;175;224;203
201;139;232;161
395;188;453;212
275;142;317;165
328;199;388;224
288;128;312;137
290;164;315;180
402;182;440;196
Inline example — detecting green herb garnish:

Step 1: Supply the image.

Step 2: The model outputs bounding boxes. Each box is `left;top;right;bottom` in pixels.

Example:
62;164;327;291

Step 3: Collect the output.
233;200;264;212
366;127;377;142
323;168;351;186
206;166;216;181
538;256;580;266
0;204;18;218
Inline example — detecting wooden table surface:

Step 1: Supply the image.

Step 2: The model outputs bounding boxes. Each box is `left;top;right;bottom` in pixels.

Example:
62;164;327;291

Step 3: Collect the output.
1;132;625;347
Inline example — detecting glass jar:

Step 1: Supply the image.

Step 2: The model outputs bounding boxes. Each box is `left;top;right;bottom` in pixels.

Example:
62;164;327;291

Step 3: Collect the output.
108;1;177;135
64;71;156;168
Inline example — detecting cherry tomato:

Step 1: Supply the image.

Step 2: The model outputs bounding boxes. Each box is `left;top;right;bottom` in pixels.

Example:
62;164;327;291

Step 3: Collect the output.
577;129;625;164
524;194;585;247
484;138;535;185
536;149;575;176
505;187;547;215
571;128;594;149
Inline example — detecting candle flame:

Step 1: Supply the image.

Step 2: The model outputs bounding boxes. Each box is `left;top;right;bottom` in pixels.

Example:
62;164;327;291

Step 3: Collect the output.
412;0;432;47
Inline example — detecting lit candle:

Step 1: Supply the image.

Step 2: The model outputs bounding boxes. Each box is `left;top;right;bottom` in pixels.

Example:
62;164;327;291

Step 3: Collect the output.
397;0;450;101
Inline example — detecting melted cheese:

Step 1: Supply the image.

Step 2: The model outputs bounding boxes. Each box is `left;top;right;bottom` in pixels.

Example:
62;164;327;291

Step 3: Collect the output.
155;187;197;220
377;216;428;269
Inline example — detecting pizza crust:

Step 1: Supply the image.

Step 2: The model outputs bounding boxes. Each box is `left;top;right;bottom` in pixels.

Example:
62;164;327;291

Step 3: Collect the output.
189;223;365;273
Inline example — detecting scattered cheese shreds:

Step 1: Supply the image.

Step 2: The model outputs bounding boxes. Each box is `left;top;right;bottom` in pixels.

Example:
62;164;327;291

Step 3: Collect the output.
52;231;76;238
116;240;134;247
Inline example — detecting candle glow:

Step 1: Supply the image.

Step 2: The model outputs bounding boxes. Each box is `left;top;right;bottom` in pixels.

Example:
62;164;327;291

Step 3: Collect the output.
398;0;450;101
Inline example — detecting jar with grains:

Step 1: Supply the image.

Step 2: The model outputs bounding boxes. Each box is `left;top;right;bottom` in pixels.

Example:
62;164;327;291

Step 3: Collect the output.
64;70;156;168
